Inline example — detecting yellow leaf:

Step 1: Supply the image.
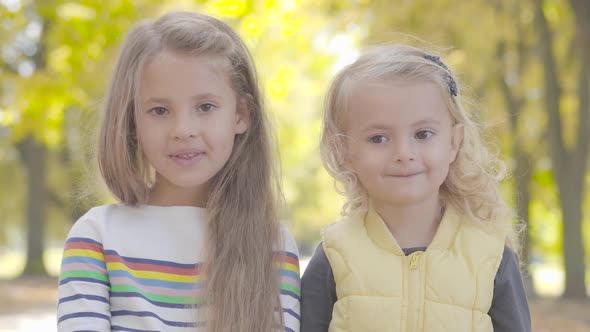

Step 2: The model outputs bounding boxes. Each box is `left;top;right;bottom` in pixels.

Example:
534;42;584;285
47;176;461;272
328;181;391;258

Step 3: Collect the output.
47;101;65;122
44;128;62;147
281;19;298;37
209;0;248;18
264;0;278;10
268;67;296;100
86;42;102;59
242;16;261;35
448;49;465;67
269;80;288;99
0;109;16;126
48;45;72;73
56;3;96;20
542;1;562;25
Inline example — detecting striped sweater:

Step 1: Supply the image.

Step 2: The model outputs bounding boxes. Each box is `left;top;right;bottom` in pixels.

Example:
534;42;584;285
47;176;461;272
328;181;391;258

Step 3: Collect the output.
57;204;301;331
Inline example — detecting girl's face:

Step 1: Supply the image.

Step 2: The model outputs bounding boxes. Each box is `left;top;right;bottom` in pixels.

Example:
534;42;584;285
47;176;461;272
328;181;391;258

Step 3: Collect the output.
137;51;248;206
344;79;463;209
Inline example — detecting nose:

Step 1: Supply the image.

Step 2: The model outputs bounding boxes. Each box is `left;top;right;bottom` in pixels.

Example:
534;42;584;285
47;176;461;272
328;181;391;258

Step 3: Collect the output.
393;138;415;162
171;111;198;140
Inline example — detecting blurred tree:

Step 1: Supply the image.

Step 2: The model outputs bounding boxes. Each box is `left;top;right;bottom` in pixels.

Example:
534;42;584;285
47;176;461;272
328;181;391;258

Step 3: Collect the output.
533;0;589;298
493;0;539;297
0;0;161;275
1;0;53;276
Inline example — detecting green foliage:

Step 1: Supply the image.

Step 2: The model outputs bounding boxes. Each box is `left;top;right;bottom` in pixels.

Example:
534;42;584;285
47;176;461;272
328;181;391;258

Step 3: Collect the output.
0;0;588;264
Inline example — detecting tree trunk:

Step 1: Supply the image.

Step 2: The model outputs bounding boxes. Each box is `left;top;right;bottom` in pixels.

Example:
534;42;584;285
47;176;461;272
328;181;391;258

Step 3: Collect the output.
18;136;48;276
535;0;589;298
514;148;535;296
494;13;536;295
559;172;586;298
569;0;590;49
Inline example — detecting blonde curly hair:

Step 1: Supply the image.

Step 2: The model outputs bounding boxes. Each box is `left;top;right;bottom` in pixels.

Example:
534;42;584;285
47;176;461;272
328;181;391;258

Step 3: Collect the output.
320;44;519;250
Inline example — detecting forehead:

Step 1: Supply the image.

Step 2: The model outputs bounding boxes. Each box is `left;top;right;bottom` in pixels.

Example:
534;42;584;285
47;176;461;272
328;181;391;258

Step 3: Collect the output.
138;50;234;98
344;79;451;131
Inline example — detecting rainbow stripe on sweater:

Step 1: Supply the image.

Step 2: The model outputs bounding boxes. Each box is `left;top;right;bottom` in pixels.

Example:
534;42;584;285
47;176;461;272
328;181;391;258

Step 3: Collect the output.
59;237;300;329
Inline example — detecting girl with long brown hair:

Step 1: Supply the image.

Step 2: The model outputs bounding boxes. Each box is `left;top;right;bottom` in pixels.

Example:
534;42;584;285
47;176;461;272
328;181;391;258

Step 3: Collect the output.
57;11;300;332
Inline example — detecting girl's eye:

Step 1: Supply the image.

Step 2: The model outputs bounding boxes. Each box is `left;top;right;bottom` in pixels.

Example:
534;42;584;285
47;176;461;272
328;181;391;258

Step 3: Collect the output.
369;135;390;144
199;103;216;112
150;107;168;116
415;130;435;140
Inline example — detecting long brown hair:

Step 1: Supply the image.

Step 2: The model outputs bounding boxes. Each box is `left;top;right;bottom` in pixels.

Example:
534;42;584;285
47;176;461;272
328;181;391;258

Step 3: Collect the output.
97;11;283;331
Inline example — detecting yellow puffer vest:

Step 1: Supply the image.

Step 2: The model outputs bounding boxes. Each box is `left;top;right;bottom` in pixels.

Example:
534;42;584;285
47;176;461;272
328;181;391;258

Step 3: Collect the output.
322;207;506;332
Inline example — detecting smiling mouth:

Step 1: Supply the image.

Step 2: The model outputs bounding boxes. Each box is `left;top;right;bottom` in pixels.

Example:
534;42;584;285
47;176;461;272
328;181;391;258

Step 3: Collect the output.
170;152;205;166
389;172;423;178
171;152;202;159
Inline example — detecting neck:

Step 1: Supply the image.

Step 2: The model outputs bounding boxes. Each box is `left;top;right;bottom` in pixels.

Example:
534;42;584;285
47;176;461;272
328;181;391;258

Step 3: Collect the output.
148;176;209;208
371;194;443;249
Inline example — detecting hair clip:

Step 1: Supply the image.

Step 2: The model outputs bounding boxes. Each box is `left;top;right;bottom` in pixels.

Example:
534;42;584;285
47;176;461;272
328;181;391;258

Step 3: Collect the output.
424;54;458;97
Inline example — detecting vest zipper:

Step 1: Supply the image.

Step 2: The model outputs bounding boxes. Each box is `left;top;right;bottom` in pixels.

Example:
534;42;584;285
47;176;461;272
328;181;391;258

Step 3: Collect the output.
406;253;422;331
409;254;419;269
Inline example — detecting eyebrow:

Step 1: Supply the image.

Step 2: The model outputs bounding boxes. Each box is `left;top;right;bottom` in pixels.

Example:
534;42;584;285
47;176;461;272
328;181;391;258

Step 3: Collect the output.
413;118;441;126
362;125;392;133
360;119;441;133
142;93;223;105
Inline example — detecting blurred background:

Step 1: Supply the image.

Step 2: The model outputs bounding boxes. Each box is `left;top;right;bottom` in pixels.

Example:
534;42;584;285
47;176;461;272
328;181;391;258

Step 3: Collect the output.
1;0;589;330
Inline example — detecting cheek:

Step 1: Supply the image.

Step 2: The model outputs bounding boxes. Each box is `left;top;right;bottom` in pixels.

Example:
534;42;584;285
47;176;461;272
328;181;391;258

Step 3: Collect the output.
223;136;237;154
137;131;165;160
138;131;156;149
346;140;370;163
136;120;157;144
350;158;378;181
137;132;149;152
211;130;237;157
425;140;455;162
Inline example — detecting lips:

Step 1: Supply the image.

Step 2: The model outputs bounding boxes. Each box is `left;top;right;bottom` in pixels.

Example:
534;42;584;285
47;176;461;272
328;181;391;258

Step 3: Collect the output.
389;171;423;178
173;152;201;159
169;150;205;166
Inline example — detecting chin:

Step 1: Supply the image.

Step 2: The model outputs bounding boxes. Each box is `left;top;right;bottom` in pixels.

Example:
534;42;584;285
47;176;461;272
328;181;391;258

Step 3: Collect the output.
168;177;210;189
391;199;423;206
385;194;429;205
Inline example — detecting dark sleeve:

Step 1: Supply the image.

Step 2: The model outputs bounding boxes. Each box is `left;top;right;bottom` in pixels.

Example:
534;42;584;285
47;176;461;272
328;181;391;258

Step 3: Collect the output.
301;242;337;332
489;245;532;332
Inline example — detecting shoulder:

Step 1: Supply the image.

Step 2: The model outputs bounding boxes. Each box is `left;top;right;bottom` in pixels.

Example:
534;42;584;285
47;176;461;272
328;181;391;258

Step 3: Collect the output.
62;204;119;251
276;225;301;279
67;204;116;235
66;203;135;243
454;211;508;253
301;242;334;289
496;245;521;282
69;203;172;228
321;214;364;246
322;214;362;234
278;224;299;257
309;242;330;268
490;245;531;331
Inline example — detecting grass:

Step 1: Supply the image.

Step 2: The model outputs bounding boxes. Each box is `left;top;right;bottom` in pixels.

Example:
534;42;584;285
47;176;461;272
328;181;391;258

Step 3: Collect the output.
0;254;589;330
0;251;585;295
0;248;62;279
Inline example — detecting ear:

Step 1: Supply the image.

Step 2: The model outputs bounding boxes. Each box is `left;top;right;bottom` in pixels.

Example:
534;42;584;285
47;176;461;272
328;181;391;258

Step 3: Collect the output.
449;123;464;163
235;97;250;134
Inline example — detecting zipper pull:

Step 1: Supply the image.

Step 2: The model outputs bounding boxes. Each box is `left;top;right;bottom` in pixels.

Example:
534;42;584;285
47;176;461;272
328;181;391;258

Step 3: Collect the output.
409;254;419;269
